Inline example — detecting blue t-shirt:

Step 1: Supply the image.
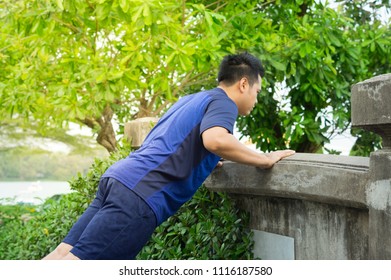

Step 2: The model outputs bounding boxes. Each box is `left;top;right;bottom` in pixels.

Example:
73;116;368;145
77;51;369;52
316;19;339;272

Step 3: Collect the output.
102;88;238;225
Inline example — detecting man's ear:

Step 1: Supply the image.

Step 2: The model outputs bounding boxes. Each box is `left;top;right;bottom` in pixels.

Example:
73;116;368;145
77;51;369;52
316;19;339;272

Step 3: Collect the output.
239;77;248;93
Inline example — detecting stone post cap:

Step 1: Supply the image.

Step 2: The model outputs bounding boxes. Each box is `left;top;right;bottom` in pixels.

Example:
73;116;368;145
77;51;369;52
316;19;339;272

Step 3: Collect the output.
351;73;391;149
124;117;159;148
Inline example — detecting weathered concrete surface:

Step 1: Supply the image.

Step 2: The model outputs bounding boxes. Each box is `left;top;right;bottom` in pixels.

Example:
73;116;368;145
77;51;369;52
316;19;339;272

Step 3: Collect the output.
236;195;368;259
351;73;391;259
367;150;391;259
205;153;370;259
351;73;391;148
124;117;159;148
207;153;369;209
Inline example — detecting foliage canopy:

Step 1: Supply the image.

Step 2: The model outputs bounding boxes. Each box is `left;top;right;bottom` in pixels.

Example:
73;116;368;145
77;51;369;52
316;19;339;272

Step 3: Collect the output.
1;0;390;155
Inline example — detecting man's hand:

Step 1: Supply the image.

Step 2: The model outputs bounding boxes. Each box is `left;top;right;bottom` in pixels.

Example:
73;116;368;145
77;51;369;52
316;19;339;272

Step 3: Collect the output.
265;150;296;167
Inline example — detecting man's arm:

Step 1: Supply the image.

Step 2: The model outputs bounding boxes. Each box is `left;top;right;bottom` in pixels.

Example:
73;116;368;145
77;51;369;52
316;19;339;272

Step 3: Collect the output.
202;126;295;169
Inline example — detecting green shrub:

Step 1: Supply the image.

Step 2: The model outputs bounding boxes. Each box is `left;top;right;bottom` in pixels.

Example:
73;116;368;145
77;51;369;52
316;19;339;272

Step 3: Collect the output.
0;145;254;260
138;186;254;260
0;192;90;259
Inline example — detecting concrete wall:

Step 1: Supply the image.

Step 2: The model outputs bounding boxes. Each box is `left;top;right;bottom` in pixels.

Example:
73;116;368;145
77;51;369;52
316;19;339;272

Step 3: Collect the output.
205;155;370;259
205;73;391;260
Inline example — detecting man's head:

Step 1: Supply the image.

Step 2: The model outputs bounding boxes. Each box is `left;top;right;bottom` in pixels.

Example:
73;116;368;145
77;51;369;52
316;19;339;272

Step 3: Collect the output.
218;52;265;87
218;52;265;116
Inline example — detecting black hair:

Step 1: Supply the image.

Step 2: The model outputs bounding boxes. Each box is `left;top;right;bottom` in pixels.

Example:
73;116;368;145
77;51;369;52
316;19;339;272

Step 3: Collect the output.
217;52;265;86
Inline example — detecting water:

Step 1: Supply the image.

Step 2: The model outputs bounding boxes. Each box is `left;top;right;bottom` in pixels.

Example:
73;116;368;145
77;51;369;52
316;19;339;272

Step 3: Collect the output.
0;181;73;205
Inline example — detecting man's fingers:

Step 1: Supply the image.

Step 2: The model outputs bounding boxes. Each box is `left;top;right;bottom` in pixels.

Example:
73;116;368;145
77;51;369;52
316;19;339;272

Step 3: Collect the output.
281;150;295;159
274;150;296;160
285;150;296;156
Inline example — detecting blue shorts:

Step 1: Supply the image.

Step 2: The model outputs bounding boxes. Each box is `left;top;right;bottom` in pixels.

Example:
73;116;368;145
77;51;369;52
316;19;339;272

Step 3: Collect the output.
63;177;157;260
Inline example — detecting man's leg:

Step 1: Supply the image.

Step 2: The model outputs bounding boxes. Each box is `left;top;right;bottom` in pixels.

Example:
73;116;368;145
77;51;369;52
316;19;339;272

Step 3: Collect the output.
42;242;75;260
42;178;109;260
69;179;156;260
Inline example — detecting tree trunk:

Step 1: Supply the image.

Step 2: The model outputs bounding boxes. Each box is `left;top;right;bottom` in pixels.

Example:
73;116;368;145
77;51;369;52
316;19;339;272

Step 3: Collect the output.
96;121;117;153
96;105;117;153
78;105;117;153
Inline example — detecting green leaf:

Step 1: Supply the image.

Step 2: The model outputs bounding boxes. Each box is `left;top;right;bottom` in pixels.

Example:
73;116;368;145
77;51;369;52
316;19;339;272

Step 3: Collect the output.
95;3;111;21
327;31;342;47
119;0;130;13
270;59;286;72
56;0;64;11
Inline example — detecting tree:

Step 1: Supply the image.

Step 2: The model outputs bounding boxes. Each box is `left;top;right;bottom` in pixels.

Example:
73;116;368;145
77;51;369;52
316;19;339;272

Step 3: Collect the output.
0;0;227;152
1;0;390;155
235;0;391;154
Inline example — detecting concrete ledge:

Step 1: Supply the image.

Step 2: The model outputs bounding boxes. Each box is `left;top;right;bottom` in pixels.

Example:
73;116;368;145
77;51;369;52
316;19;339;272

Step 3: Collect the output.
205;153;369;209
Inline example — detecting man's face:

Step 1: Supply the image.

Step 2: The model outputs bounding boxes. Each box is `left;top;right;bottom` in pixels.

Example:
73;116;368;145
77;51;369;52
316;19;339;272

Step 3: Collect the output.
239;75;262;116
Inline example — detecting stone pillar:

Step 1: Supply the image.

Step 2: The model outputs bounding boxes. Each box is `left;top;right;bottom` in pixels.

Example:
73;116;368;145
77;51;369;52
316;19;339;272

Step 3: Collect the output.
351;73;391;149
124;117;159;148
351;73;391;259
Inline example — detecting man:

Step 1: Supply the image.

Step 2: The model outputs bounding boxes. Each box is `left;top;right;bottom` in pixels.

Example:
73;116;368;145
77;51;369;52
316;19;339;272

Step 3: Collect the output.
43;52;295;260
